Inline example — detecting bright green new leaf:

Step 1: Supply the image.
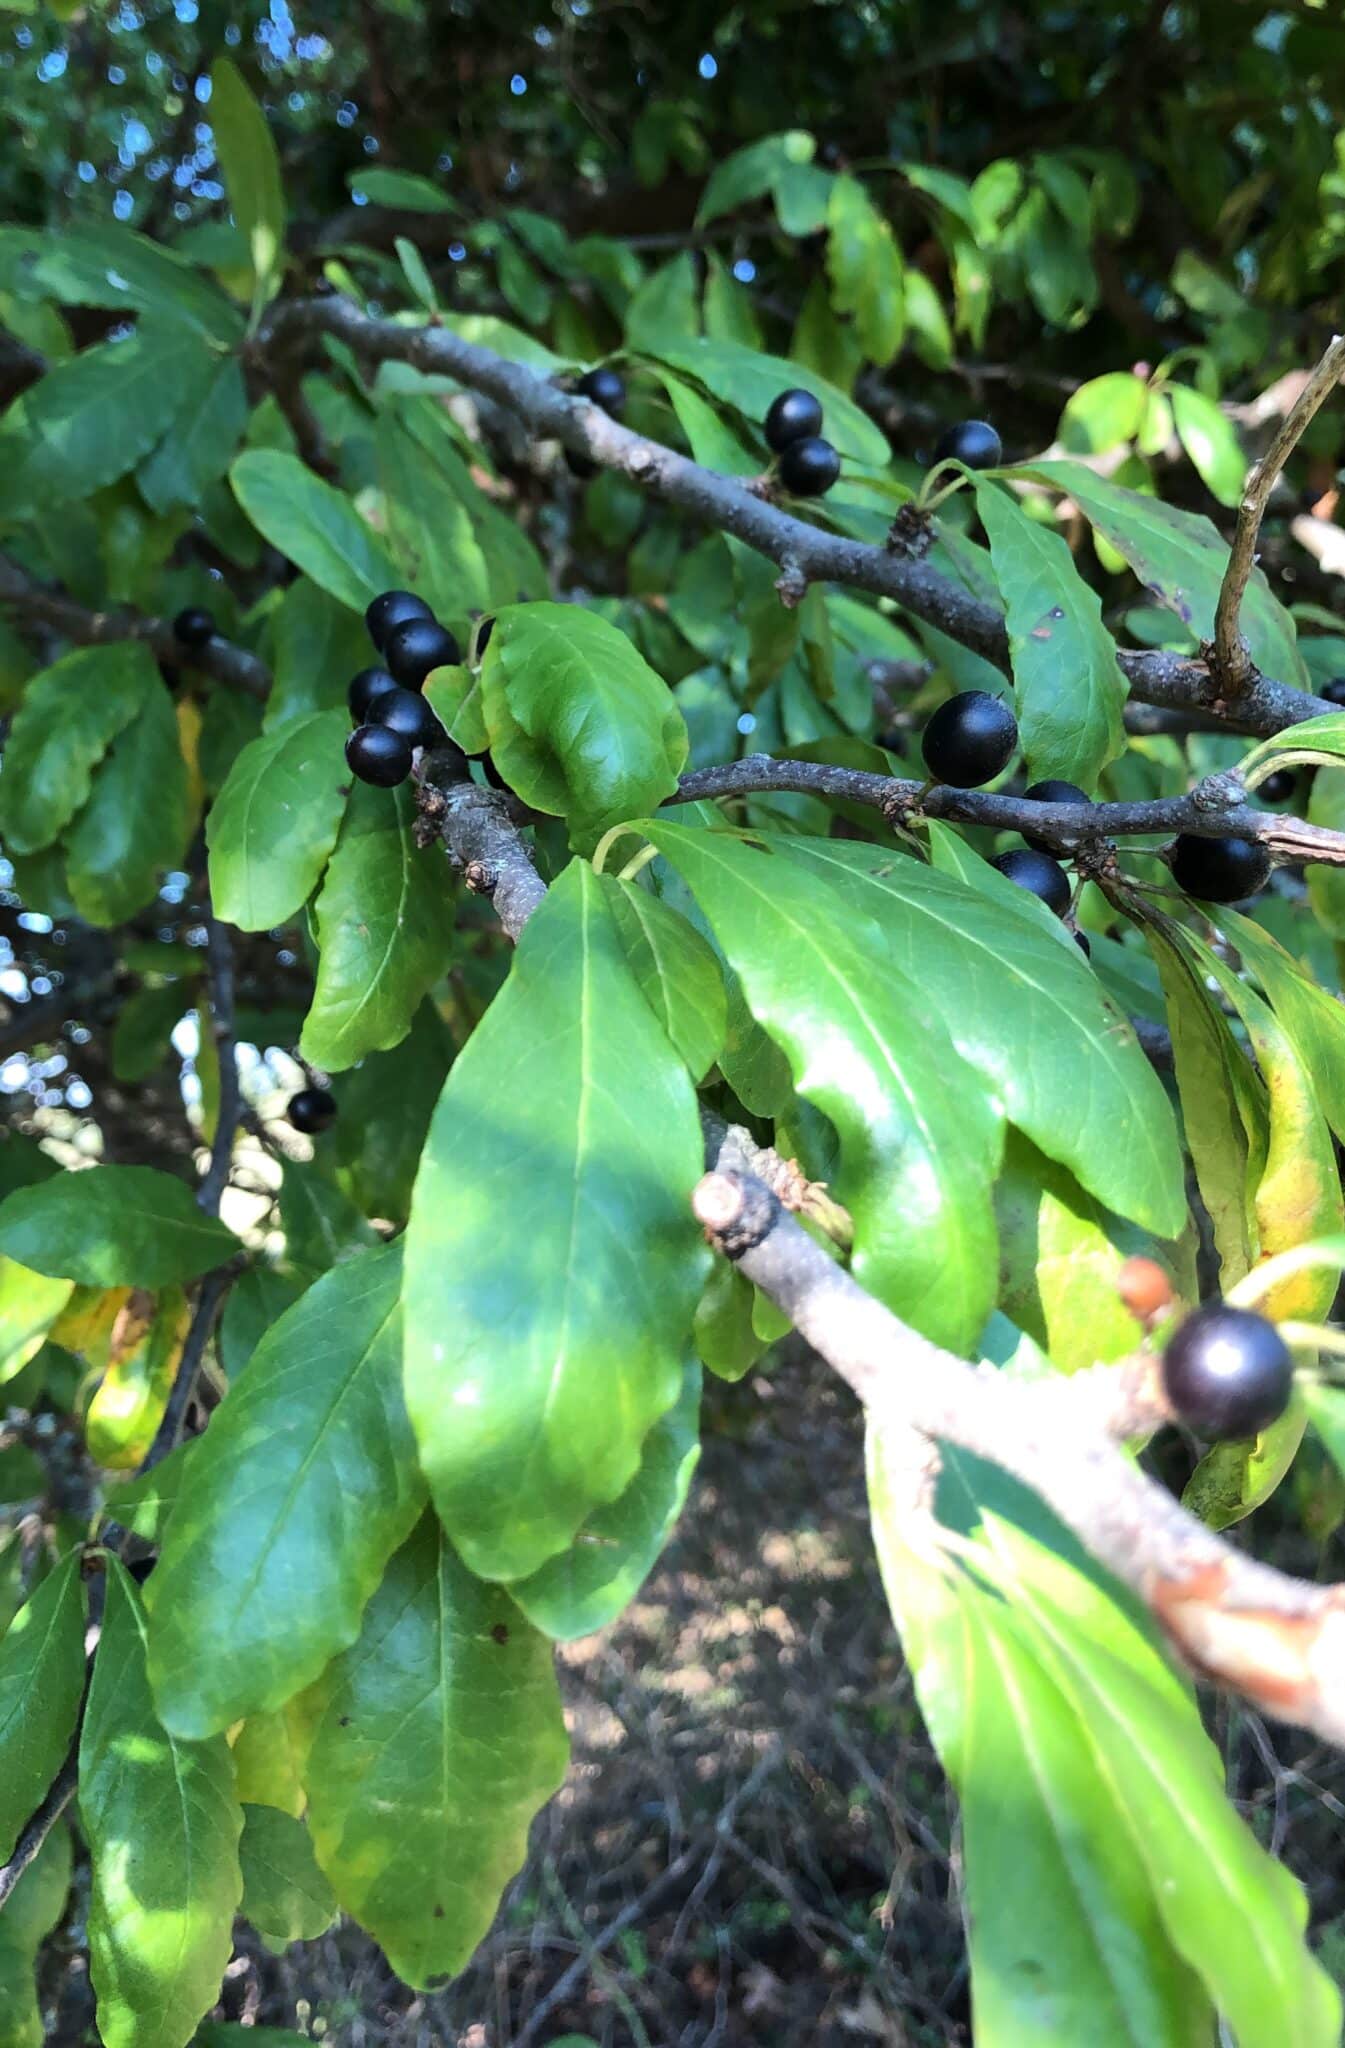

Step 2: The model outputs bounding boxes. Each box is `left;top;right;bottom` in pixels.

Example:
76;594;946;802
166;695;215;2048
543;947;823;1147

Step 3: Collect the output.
973;477;1127;787
0;1822;71;2048
0;1554;85;1863
0;1259;74;1385
66;672;191;925
238;1805;337;1944
139;357;249;513
206;708;350;930
603;874;727;1081
0;1166;238;1287
301;783;456;1071
147;1242;422;1739
826;175;905;364
405;861;708;1581
653;335;889;467
301;1515;569;1987
508;1358;701;1640
647;823;1003;1350
0;641;155;854
210;59;286;306
1059;371;1148;454
1170;384;1245;507
81;1562;243;2048
230;451;399;611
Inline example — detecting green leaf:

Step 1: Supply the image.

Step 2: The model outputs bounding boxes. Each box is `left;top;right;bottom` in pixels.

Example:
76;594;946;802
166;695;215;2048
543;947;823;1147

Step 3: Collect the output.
695;130;816;226
394;235;437;312
217;1268;306;1379
139;357;249;514
1170;385;1245;508
348;167;455;213
775;838;1185;1237
0;321;217;523
0;1554;85;1863
81;1562;242;2048
0;1167;238;1288
702;251;763;349
405;861;708;1581
384;395;548;603
66;673;191;925
653;336;890;468
693;1259;767;1381
210;59;285;308
265;577;370;730
0;641;155;854
301;783;455;1072
230;451;399;611
376;406;491;624
508;1357;701;1640
300;1514;569;1987
332;1004;452;1227
11;224;240;342
1218;909;1345;1146
147;1243;421;1739
238;1806;337;1944
972;479;1127;788
0;1823;72;2048
647;823;1003;1350
603;875;726;1081
112;983;192;1085
278;1161;378;1281
625;252;701;351
101;1441;196;1545
1308;772;1345;938
229;1706;308;1819
1240;711;1345;787
0;1260;75;1385
826;175;905;364
480;603;687;845
1059;372;1148;454
1022;460;1307;687
497;238;551;326
205;709;350;931
1303;1381;1345;1486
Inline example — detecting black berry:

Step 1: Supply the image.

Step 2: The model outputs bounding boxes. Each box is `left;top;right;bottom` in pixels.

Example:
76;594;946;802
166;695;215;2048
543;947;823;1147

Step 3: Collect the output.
991;846;1072;917
1259;769;1297;804
1022;779;1091;852
1161;1302;1294;1440
778;435;841;497
346;723;412;787
365;589;433;652
287;1086;338;1136
1321;677;1345;706
921;691;1018;788
764;387;824;453
576;366;627;417
1170;833;1271;903
370;685;446;751
385;618;461;689
1074;929;1092;958
173;605;216;649
347;666;398;723
933;420;1002;470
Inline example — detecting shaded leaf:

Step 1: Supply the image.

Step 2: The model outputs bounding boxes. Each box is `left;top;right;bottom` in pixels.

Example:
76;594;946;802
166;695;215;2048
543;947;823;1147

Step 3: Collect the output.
139;357;248;514
210;60;285;306
230;451;398;610
238;1805;337;1944
603;874;726;1081
0;1823;72;2048
0;1167;238;1288
653;336;890;467
0;1554;85;1864
206;709;350;932
66;673;191;925
0;641;155;854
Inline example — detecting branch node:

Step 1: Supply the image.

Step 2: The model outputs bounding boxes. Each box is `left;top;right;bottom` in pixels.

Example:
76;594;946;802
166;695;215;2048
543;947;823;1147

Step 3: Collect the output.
693;1170;780;1258
774;556;808;608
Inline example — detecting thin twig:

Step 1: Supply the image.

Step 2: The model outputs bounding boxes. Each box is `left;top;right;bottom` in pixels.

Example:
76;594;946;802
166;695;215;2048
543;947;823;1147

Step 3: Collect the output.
0;1732;80;1910
195;915;240;1219
1213;334;1345;694
137;1265;235;1474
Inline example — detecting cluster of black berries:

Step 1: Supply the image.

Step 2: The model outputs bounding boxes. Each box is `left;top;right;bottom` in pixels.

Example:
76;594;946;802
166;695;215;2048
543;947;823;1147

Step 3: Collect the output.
764;388;842;497
346;591;465;788
566;365;628;479
1161;1301;1293;1441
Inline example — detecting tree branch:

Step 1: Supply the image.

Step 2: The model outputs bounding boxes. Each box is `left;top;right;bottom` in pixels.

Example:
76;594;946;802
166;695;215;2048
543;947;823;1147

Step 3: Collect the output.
0;1745;79;1912
414;758;549;940
194;915;240;1219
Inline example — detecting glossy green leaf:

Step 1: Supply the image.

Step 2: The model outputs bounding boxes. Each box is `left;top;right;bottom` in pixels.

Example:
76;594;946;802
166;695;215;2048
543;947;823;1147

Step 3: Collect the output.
81;1562;242;2048
0;641;154;854
405;861;707;1581
0;1824;72;2048
66;673;190;925
508;1357;701;1640
603;874;726;1081
973;477;1126;788
0;1167;238;1287
647;823;1003;1350
230;451;398;611
301;783;455;1072
826;174;905;364
0;1554;85;1863
139;356;249;513
277;1161;378;1281
264;577;369;730
349;167;455;212
210;60;285;305
693;1259;767;1382
331;1004;452;1227
238;1805;337;1944
1059;371;1148;454
1241;711;1345;788
655;335;888;468
1170;384;1245;507
206;709;350;931
101;1440;196;1545
376;407;491;624
777;838;1185;1237
147;1243;422;1739
302;1516;567;1985
0;1259;74;1385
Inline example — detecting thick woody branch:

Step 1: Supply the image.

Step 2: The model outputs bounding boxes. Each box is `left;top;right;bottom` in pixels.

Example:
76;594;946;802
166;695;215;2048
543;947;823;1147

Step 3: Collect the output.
414;759;549;940
692;1169;1345;1747
1213;334;1345;695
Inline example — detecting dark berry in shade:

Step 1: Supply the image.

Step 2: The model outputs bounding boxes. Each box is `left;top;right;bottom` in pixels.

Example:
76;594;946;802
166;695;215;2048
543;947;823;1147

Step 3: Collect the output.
1259;769;1297;804
346;723;413;787
933;419;1002;470
287;1086;338;1136
778;435;841;497
1170;833;1272;903
991;846;1072;917
347;666;399;723
921;690;1018;788
565;447;598;480
765;386;824;453
1074;929;1092;959
385;617;461;688
370;684;446;750
1022;778;1091;852
365;588;433;652
576;365;627;416
173;605;216;648
1161;1302;1294;1441
1321;677;1345;706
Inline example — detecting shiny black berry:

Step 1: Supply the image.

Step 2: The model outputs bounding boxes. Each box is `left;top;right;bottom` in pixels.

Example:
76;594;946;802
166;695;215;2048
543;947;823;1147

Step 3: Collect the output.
346;723;412;787
1161;1302;1294;1440
1321;677;1345;706
933;420;1002;470
765;387;824;453
370;685;446;751
287;1086;338;1136
921;691;1018;788
1170;833;1271;903
576;365;627;417
385;618;461;688
365;589;433;652
347;666;398;723
1259;770;1297;805
778;435;841;497
1022;779;1091;852
173;605;216;649
991;846;1072;917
